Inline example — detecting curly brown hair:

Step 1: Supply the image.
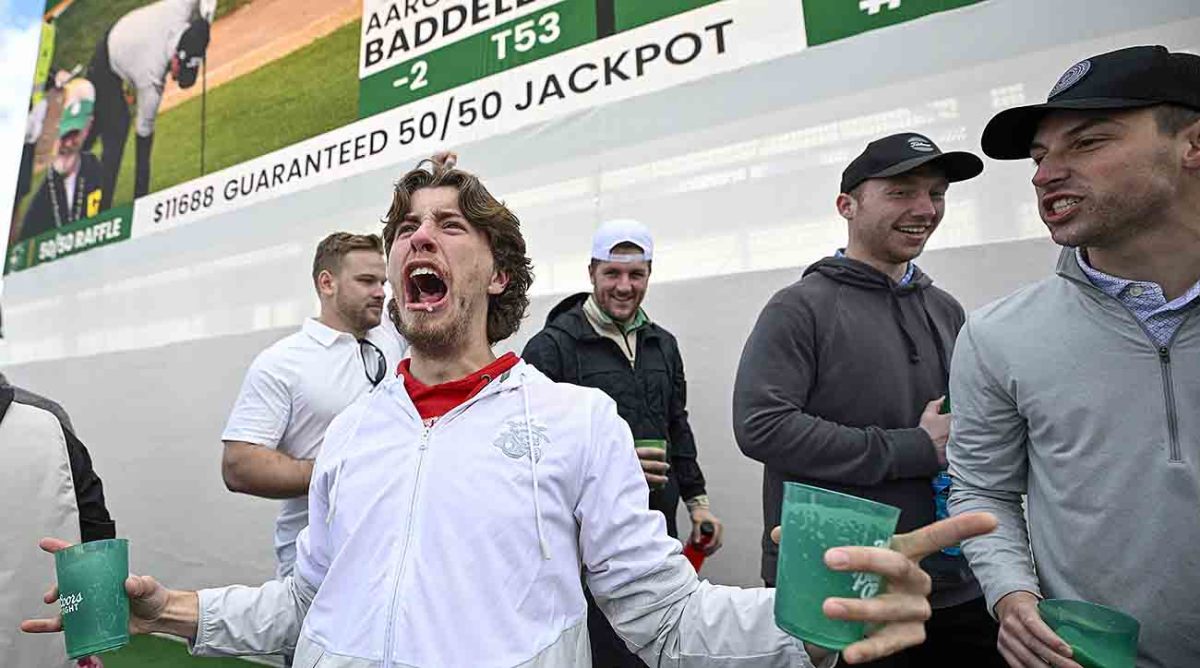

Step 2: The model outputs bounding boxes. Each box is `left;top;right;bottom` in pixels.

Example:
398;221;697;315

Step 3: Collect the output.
381;160;533;344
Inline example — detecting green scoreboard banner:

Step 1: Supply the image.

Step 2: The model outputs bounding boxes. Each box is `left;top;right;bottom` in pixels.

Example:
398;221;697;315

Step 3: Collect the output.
8;0;985;274
803;0;984;45
358;0;985;117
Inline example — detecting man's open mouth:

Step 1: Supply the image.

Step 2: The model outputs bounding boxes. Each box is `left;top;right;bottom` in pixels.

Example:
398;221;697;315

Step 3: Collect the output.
1042;193;1083;223
405;264;449;312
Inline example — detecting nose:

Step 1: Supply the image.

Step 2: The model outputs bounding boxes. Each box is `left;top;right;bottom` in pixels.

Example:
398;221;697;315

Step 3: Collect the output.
910;193;937;220
408;220;437;254
1032;152;1069;190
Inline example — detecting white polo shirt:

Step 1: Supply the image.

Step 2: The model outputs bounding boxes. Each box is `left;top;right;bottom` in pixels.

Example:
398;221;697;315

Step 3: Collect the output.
222;318;406;579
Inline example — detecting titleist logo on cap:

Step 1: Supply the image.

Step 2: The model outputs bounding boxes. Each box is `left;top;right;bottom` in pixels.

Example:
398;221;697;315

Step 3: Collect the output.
907;136;935;152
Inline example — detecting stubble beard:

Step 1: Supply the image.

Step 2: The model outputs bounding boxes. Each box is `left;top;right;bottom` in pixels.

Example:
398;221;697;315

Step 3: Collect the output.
1055;146;1176;250
336;294;382;335
1053;184;1168;250
391;294;474;357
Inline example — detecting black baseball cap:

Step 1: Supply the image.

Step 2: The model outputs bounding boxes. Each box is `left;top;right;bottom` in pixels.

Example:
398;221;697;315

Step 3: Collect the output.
840;133;983;194
982;45;1200;160
175;19;211;89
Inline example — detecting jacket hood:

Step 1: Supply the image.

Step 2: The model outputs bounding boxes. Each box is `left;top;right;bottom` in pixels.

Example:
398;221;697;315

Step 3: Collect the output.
805;256;944;368
803;255;934;292
544;292;590;326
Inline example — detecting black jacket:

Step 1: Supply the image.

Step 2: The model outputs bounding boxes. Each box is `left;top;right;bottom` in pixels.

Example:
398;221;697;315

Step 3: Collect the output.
733;257;978;607
523;293;706;537
0;383;115;542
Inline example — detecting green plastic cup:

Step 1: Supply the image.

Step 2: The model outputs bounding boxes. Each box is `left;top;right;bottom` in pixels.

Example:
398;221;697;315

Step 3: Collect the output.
1038;599;1140;668
55;538;131;659
774;483;901;650
634;439;668;490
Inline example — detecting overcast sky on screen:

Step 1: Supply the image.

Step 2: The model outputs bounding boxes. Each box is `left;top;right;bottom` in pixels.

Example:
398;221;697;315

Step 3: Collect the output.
0;0;45;257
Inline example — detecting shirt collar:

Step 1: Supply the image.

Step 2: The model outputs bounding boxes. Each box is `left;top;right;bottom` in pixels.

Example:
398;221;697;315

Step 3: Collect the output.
302;318;354;348
1075;247;1200;310
1074;248;1134;298
584;294;649;334
834;248;915;286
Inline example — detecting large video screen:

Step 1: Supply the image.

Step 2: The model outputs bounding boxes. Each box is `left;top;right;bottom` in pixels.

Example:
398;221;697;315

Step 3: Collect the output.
7;0;984;273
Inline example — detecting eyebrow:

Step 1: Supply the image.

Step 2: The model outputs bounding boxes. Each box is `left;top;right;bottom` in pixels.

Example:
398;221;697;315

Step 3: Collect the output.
1030;116;1122;151
401;208;462;222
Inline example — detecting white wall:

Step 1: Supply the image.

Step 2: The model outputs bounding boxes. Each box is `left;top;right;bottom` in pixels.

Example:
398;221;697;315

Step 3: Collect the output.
2;0;1196;590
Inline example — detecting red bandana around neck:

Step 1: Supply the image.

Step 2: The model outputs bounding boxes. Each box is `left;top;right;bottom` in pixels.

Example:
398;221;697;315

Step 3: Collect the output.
397;352;520;421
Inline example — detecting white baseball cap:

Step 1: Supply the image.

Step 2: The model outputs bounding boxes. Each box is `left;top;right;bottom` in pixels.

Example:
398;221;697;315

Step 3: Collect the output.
590;219;653;262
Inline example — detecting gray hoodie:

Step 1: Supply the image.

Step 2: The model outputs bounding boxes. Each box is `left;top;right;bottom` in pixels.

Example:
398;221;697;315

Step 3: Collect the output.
948;248;1200;668
734;256;980;609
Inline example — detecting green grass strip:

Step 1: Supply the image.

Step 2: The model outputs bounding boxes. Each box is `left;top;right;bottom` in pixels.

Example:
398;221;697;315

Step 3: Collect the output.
101;634;260;667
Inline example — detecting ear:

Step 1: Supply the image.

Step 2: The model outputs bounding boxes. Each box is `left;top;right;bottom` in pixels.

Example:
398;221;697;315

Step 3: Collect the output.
316;269;336;297
836;193;857;221
587;262;597;287
1181;118;1200;171
488;268;510;295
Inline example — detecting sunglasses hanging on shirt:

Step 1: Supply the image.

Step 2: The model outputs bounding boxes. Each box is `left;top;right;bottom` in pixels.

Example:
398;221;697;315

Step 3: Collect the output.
358;339;387;387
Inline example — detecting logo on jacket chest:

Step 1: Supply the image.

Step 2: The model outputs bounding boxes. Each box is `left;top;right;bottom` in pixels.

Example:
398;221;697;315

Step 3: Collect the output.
493;419;551;461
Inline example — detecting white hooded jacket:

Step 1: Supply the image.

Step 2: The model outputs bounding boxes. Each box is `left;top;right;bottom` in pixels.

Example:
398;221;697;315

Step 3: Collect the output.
192;362;828;667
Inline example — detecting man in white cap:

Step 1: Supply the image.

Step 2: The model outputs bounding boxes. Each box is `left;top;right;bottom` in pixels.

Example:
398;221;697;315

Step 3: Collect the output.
524;219;724;667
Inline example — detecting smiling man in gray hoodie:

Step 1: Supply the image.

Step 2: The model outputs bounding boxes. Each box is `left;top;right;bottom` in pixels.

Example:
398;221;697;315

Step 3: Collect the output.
734;133;1002;667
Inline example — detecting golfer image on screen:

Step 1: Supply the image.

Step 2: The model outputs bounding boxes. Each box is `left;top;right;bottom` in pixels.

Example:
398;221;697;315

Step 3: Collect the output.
85;0;215;210
19;97;105;242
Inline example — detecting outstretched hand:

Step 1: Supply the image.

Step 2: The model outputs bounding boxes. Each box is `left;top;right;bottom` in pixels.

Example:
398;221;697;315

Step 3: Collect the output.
20;538;177;637
771;512;997;664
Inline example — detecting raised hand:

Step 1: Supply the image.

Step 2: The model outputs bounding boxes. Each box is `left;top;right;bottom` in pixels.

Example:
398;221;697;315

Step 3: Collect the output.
21;538;198;639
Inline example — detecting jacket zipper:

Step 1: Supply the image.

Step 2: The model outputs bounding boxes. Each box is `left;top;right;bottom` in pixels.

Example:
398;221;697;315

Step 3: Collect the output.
1084;285;1193;465
380;377;514;667
1157;347;1182;463
382;425;430;668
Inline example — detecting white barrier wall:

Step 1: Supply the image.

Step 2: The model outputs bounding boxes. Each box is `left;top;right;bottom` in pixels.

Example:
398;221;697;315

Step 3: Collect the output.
2;0;1196;591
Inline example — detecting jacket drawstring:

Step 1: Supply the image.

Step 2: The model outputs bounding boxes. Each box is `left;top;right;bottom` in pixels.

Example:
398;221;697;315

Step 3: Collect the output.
325;461;343;526
917;290;952;386
889;288;922;364
521;376;552;560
